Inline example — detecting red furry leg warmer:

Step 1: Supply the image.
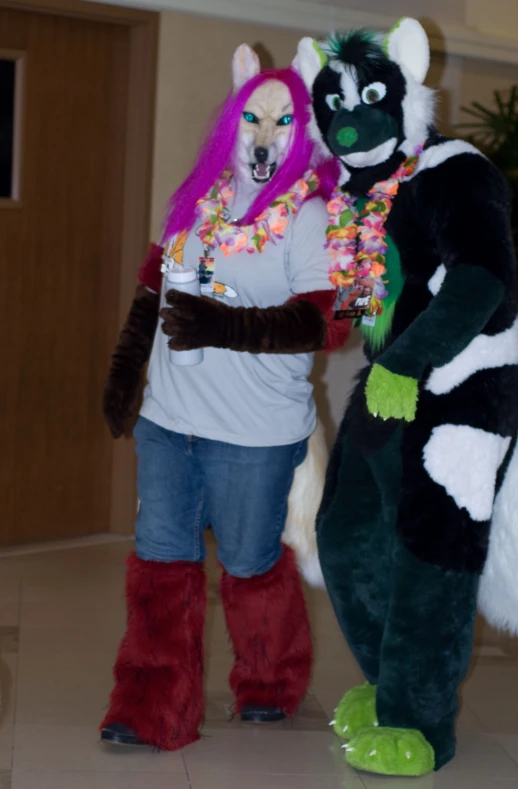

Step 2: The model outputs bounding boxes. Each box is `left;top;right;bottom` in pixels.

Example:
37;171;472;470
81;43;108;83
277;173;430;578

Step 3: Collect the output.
220;547;313;716
100;553;206;750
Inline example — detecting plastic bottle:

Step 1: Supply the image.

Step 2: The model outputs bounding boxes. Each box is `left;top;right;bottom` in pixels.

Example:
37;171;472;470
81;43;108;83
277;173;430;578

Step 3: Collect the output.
165;266;204;366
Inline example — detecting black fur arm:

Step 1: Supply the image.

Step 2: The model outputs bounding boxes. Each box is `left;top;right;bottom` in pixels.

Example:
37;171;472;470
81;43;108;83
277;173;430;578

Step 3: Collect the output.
160;290;329;354
103;285;159;438
377;264;505;379
377;156;514;379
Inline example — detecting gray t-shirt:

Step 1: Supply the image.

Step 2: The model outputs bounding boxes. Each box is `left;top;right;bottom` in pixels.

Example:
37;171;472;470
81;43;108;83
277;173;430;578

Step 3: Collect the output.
140;182;333;447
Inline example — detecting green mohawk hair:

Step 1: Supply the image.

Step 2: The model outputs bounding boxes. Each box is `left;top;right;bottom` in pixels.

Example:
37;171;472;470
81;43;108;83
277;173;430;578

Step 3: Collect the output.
325;29;387;81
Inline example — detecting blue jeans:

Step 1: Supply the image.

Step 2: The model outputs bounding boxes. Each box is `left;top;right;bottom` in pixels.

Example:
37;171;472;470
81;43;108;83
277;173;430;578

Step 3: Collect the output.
134;416;308;578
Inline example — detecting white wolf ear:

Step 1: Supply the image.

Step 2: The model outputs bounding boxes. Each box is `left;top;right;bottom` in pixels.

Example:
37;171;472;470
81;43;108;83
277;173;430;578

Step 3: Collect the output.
384;18;430;85
232;44;260;92
290;51;301;73
295;37;327;90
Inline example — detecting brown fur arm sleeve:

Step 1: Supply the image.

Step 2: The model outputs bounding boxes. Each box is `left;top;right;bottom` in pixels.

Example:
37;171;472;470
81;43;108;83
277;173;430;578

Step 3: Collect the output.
103;285;159;438
160;289;330;354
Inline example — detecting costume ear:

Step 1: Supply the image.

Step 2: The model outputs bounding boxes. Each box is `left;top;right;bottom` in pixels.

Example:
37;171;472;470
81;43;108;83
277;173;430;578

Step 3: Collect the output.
232;44;260;92
296;37;327;90
384;18;430;85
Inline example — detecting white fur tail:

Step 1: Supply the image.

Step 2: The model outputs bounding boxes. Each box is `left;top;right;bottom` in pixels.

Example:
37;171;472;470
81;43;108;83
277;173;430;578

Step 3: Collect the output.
282;420;328;588
478;440;518;634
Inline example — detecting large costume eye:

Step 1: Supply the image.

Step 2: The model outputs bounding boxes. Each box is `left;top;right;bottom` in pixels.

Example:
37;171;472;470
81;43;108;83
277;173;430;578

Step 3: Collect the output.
361;82;387;105
243;111;259;124
276;114;293;126
326;94;343;111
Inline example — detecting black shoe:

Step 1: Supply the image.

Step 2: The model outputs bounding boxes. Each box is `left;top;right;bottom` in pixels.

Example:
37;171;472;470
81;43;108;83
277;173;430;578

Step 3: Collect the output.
101;723;147;746
240;705;286;723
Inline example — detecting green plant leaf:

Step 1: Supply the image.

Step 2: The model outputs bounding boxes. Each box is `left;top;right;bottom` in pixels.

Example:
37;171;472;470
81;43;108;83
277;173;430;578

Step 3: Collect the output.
471;101;501;120
495;90;506;115
456;86;518;254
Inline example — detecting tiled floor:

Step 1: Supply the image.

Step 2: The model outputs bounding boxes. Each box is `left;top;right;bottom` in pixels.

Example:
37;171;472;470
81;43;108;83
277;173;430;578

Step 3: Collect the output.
1;535;518;789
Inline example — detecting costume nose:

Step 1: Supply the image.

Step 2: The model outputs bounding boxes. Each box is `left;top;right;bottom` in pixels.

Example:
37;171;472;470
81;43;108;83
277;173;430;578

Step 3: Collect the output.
336;127;359;148
255;147;268;163
327;106;398;157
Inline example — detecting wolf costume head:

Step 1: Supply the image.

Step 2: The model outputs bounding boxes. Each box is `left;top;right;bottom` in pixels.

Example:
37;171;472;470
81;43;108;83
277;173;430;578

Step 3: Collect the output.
163;45;326;243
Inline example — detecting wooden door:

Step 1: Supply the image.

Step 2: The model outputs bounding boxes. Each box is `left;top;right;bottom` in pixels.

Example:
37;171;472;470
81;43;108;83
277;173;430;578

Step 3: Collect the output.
0;6;137;546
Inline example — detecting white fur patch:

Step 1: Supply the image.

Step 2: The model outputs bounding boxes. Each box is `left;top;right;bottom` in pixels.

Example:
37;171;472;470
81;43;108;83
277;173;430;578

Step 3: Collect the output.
479;441;518;634
428;264;446;296
386;19;435;151
413;139;483;178
330;64;359;111
307;116;332;162
386;18;430;85
399;71;435;152
297;37;326;94
423;425;511;521
282;419;327;589
299;552;326;589
305;100;332;162
338;161;351;185
426;319;518;396
232;44;260;92
295;37;331;161
343;138;398;168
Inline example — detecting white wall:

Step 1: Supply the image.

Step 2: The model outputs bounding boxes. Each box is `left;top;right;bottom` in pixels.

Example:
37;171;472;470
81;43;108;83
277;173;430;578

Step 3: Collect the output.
467;0;518;37
323;0;466;26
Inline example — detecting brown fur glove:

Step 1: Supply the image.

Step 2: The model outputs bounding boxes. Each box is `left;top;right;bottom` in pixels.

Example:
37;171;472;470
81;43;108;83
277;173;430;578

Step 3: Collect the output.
103;285;159;438
160;289;328;354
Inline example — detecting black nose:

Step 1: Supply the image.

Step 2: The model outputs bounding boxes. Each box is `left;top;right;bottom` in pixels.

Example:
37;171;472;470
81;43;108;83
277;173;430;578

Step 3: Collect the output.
255;147;268;163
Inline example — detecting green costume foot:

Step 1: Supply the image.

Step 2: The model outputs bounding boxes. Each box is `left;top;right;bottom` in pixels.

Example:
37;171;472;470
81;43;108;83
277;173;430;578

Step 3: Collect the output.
344;726;435;776
330;682;378;739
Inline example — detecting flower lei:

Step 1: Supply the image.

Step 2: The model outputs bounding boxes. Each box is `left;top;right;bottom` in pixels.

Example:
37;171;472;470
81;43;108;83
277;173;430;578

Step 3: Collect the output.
196;169;320;256
327;147;423;317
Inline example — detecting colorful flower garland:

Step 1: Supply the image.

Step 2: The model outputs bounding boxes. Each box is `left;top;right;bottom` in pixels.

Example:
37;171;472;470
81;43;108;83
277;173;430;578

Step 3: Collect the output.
327;147;423;318
196;169;320;256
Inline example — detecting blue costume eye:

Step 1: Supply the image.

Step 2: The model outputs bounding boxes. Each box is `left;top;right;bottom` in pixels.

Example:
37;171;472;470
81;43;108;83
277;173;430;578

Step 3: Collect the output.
277;114;293;126
243;111;259;124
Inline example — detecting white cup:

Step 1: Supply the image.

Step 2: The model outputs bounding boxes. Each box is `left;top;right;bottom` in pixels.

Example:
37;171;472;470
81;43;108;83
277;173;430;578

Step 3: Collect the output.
165;266;204;366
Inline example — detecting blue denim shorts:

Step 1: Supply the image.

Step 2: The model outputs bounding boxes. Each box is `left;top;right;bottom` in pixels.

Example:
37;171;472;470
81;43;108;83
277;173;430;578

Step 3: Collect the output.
134;417;308;578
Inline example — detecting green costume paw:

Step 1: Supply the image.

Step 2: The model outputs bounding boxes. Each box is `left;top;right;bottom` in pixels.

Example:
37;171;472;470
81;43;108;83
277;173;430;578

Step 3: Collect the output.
344;726;435;776
330;682;378;739
365;363;418;422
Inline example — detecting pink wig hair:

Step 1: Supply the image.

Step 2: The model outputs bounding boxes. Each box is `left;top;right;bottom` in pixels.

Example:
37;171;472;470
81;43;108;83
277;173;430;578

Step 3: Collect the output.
162;67;336;242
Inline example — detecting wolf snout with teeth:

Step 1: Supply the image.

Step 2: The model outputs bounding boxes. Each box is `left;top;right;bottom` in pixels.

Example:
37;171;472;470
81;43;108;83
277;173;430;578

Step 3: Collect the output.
237;79;295;184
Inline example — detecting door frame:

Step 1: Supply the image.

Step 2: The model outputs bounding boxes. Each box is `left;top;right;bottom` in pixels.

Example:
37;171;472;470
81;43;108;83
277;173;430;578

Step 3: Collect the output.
4;0;159;536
